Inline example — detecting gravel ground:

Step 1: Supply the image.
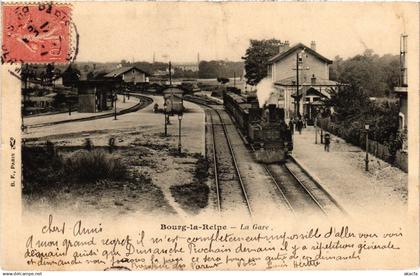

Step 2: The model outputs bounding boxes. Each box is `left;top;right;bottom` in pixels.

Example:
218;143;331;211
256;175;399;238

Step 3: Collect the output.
23;94;208;218
292;126;408;218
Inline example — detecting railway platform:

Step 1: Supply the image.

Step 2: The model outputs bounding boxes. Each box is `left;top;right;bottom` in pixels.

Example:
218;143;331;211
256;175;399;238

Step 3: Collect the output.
292;126;407;218
24;95;138;127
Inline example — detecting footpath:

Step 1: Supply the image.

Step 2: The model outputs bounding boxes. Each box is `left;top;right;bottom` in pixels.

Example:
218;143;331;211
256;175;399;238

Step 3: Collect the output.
291;126;407;218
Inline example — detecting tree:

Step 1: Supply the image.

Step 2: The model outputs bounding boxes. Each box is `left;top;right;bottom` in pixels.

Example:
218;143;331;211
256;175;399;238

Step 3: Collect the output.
327;84;370;123
326;83;401;157
198;61;218;78
329;55;343;81
62;65;81;87
329;50;400;97
242;39;281;85
45;63;55;86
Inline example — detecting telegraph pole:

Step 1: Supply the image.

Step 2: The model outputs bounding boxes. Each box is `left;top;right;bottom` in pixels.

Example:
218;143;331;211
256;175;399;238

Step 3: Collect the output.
365;124;370;171
169;61;172;86
296;52;300;117
114;93;117;120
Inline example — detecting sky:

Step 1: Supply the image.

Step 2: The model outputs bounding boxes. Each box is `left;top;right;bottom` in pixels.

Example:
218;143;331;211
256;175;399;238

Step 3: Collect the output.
72;2;416;63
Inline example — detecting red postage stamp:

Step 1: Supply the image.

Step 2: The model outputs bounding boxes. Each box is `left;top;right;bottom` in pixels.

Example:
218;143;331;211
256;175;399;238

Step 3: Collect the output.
2;3;71;63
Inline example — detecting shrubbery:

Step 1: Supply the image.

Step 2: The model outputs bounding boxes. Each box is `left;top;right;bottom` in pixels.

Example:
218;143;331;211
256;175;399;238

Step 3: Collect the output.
65;150;127;183
23;145;128;194
324;85;402;162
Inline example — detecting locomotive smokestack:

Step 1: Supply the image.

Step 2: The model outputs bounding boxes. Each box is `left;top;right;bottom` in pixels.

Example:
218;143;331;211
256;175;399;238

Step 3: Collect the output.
268;104;276;122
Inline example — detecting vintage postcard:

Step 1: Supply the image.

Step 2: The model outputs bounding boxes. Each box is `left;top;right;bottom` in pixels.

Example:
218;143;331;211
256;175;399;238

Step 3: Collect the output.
0;1;419;272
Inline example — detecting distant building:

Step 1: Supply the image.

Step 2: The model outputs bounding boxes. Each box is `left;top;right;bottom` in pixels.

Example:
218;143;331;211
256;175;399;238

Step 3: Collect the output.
104;66;149;84
153;69;168;77
173;62;199;72
267;41;338;121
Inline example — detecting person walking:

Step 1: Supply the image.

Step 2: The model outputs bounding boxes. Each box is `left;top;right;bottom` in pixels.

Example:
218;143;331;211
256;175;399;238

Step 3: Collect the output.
324;133;331;152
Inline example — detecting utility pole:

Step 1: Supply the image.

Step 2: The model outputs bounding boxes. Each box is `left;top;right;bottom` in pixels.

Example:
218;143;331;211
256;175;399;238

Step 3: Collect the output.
296;52;299;116
365;124;370;171
169;61;172;86
293;49;309;118
114;93;117;120
164;102;168;136
178;113;183;153
234;71;236;88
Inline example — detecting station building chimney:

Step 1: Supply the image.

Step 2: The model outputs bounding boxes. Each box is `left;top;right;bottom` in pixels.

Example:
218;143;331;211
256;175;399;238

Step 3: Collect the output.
310;41;316;51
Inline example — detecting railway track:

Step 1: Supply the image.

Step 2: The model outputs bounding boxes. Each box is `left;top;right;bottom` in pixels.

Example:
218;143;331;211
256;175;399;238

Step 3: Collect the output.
283;157;347;217
208;108;253;215
185;95;252;215
249;143;346;217
27;94;153;129
186;94;345;218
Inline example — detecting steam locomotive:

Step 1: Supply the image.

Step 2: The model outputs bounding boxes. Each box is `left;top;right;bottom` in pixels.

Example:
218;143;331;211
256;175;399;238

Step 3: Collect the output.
223;91;293;163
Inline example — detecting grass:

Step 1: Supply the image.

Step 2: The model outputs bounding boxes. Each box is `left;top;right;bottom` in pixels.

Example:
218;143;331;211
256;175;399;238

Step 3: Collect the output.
65;150;127;182
169;155;210;213
23;145;128;194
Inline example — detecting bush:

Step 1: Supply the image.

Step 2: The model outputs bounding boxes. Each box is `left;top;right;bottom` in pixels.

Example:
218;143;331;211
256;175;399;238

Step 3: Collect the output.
22;145;64;194
66;150;128;182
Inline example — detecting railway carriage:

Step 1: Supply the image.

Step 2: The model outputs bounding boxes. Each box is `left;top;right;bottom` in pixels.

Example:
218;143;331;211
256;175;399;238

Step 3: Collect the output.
223;91;293;163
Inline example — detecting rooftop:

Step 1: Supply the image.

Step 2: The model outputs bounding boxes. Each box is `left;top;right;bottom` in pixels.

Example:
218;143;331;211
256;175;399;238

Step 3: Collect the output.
104;66;149;78
268;42;332;65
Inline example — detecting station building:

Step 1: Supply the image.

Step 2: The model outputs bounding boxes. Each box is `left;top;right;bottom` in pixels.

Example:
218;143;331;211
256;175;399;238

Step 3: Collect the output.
63;66;149;113
104;66;149;85
267;41;338;122
64;69;117;113
76;79;119;113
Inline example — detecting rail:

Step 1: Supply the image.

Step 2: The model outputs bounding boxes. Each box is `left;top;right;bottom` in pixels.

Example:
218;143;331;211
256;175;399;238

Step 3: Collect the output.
185;95;253;216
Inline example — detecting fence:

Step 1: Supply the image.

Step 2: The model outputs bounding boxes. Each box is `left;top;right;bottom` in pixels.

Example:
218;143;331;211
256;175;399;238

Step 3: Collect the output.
320;120;408;173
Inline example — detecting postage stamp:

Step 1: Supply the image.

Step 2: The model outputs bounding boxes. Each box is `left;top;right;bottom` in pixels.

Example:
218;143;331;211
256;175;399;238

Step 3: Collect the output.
2;3;71;63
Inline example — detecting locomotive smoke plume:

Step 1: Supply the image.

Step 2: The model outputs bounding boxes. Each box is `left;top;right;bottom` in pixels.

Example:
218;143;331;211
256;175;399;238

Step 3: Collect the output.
256;78;275;107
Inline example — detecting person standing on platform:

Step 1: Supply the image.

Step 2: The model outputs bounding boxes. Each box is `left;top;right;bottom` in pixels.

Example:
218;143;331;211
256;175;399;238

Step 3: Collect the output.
297;118;303;134
324;133;331;152
289;119;294;134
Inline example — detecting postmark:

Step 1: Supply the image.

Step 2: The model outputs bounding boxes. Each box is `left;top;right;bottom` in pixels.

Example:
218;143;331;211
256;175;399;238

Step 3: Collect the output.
2;3;72;63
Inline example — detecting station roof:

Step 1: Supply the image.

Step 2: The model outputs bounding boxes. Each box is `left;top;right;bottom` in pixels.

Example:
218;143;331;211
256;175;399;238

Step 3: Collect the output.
104;66;150;78
274;76;338;87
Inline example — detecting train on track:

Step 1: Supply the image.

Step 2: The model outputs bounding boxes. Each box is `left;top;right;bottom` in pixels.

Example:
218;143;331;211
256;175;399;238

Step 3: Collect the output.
223;91;293;163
